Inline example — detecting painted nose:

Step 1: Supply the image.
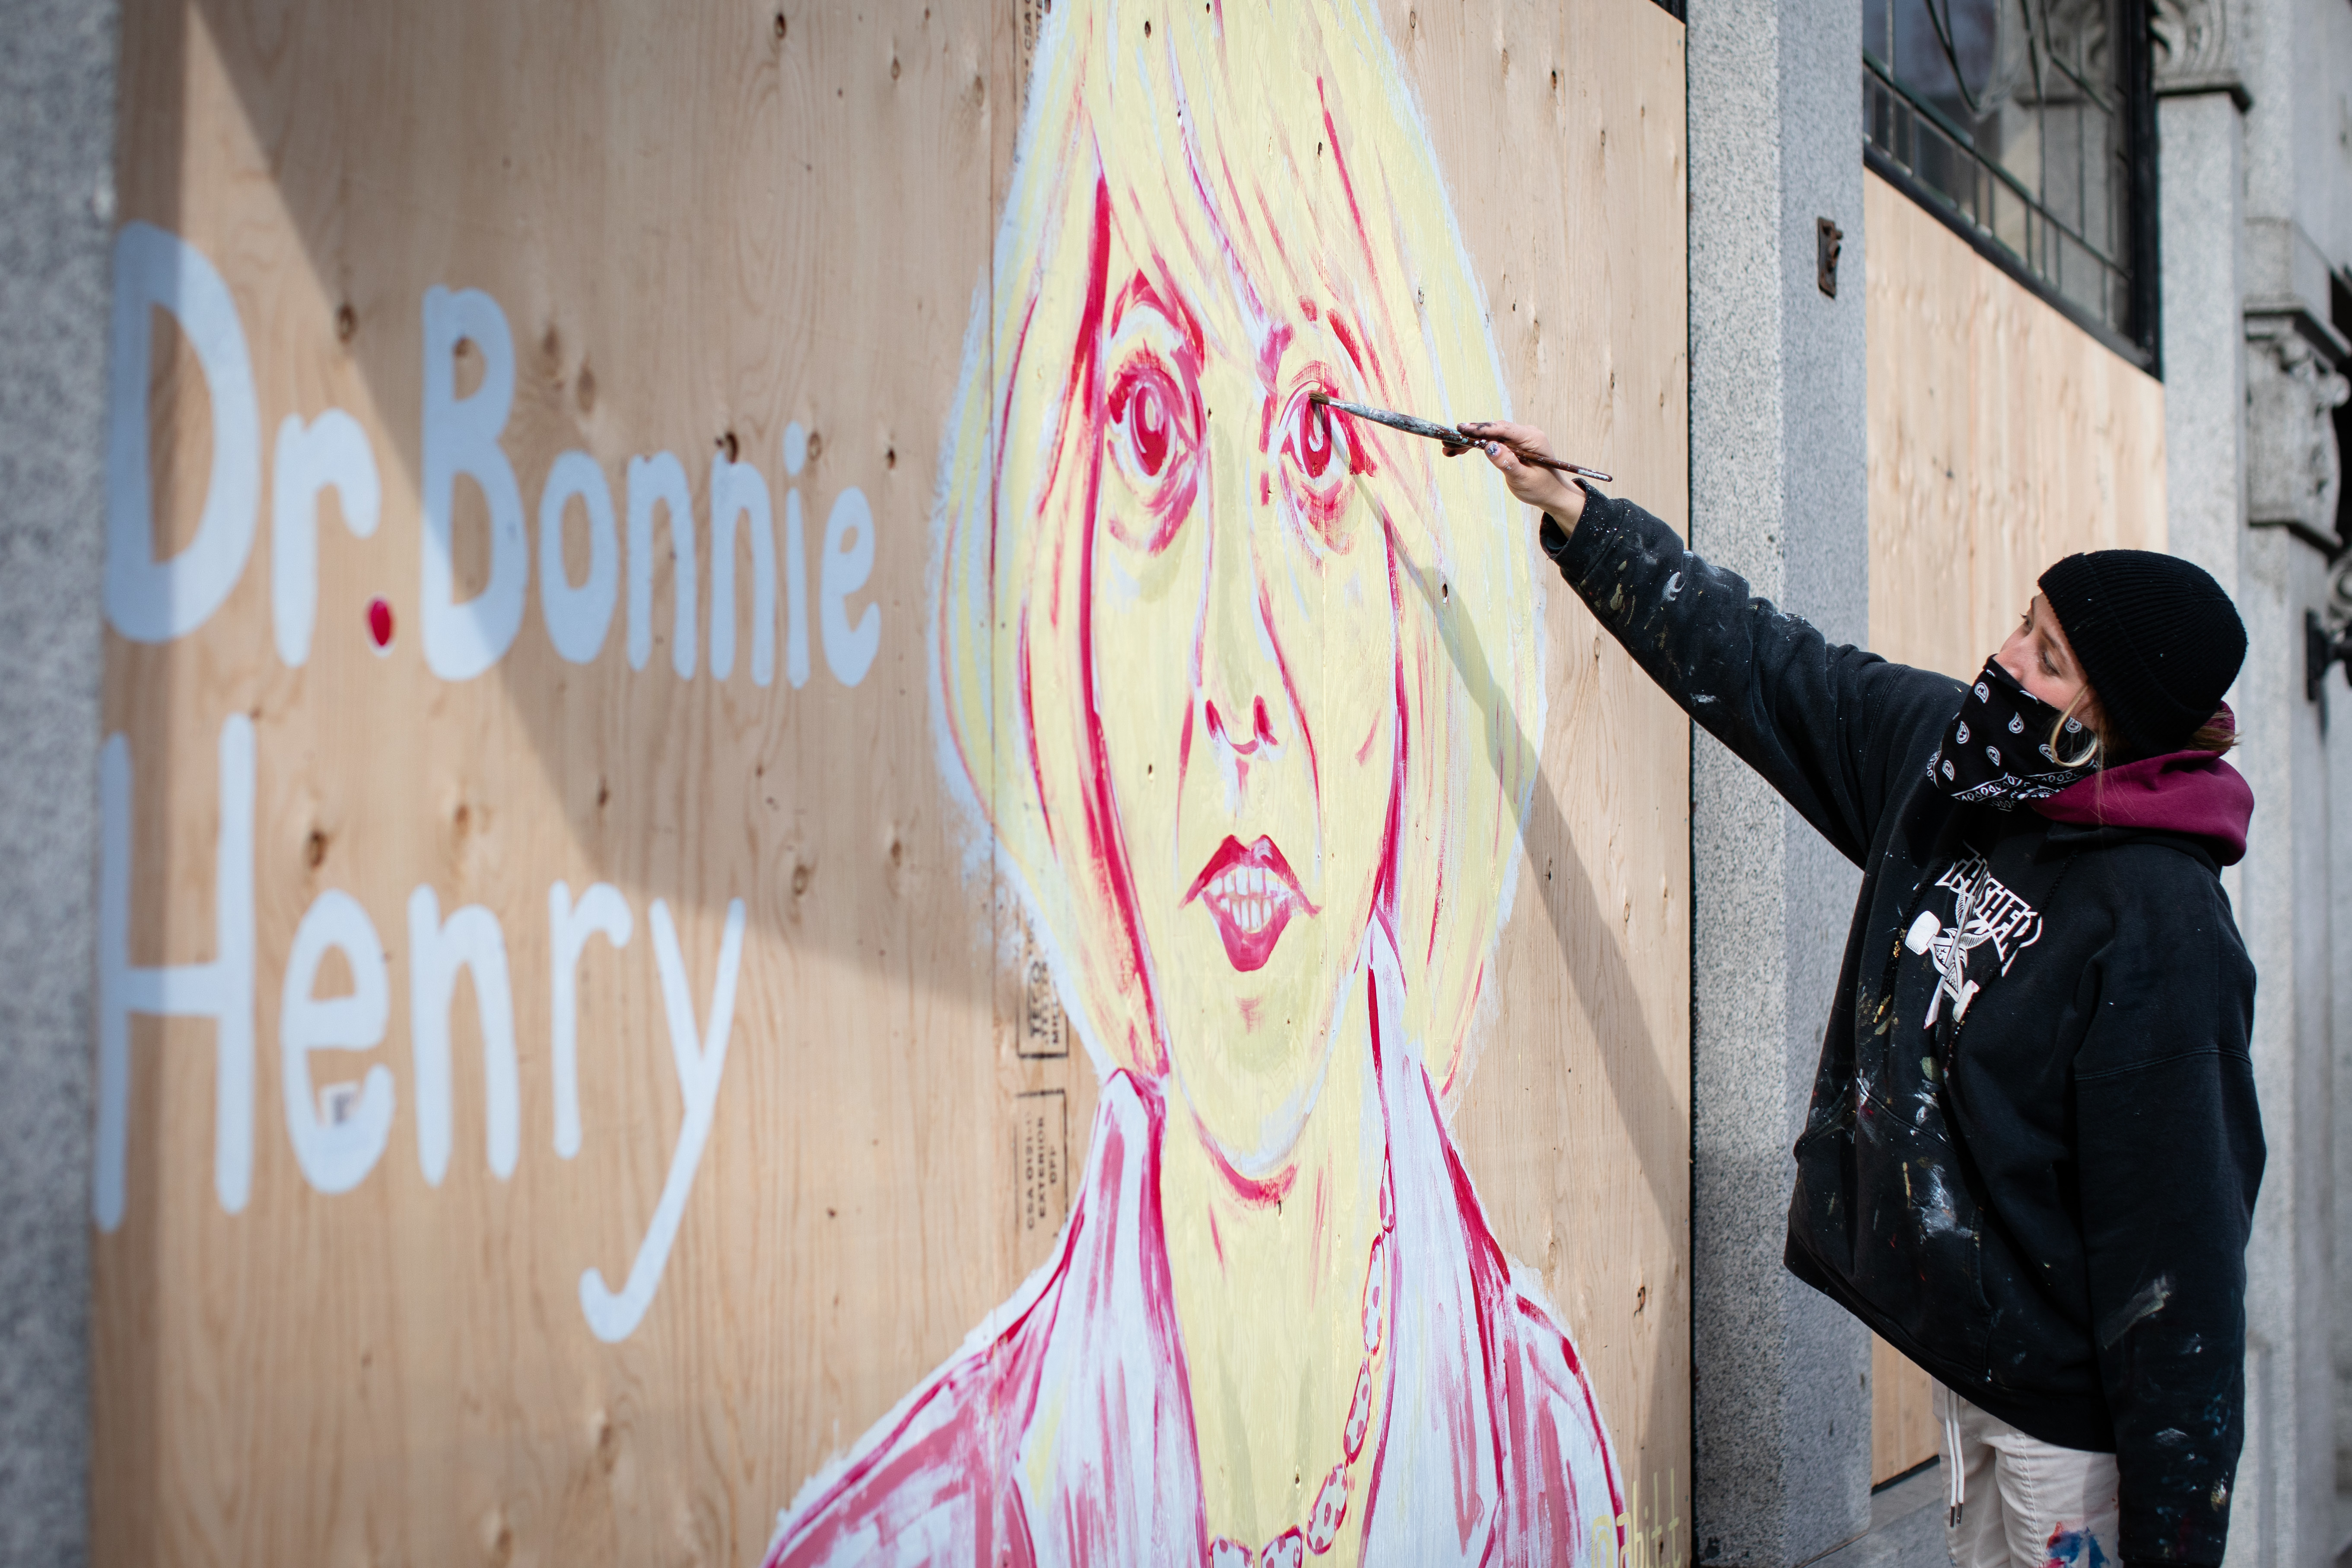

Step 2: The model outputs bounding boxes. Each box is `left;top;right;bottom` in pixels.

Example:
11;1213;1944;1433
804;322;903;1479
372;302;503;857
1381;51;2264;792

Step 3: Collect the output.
1206;695;1275;754
1195;417;1286;757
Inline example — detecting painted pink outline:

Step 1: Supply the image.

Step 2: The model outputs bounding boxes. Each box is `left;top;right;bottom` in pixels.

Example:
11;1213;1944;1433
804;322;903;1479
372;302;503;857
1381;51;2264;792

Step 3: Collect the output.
1070;172;1174;1077
886;65;1626;1561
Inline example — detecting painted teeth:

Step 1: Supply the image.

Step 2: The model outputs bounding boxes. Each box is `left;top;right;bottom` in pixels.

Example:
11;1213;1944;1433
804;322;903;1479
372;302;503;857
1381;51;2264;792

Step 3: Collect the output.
1209;867;1283;932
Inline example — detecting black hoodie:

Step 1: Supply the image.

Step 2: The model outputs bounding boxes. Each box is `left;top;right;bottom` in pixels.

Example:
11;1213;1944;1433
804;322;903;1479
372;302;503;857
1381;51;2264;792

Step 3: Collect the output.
1542;491;2263;1564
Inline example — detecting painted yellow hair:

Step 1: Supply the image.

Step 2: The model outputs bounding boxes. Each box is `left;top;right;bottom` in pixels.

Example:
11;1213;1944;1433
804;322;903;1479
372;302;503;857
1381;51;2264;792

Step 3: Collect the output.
930;0;1544;1099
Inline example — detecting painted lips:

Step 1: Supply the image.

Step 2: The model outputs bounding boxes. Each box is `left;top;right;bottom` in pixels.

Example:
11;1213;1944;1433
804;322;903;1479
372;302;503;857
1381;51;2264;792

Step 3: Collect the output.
1182;835;1319;972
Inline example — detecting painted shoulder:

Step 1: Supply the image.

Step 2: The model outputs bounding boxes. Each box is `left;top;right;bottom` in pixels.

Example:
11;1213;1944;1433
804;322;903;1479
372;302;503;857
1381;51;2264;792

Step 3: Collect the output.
762;1347;1007;1568
1427;1106;1624;1562
1485;1262;1628;1562
763;1088;1159;1568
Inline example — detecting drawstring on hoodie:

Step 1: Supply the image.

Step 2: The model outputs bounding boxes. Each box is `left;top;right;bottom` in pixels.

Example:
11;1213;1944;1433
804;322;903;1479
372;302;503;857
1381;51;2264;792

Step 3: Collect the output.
1943;1394;1965;1527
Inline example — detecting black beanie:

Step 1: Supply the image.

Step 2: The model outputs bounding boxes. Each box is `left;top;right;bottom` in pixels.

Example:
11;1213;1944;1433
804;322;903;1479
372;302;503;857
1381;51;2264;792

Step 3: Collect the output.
2037;550;2247;760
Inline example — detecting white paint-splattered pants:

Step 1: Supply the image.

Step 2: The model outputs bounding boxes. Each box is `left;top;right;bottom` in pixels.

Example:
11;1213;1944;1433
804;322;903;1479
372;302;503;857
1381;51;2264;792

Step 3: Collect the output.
1936;1383;2120;1568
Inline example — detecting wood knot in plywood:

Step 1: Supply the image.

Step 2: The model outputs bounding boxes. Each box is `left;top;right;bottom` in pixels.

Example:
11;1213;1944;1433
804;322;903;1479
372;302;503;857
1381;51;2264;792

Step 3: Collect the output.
334;302;357;343
791;862;812;897
575;361;596;414
305;828;328;870
773;10;787;39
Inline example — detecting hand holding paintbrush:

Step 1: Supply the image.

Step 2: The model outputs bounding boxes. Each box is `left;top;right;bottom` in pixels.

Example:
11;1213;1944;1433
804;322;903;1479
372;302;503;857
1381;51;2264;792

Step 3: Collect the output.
1453;419;1597;531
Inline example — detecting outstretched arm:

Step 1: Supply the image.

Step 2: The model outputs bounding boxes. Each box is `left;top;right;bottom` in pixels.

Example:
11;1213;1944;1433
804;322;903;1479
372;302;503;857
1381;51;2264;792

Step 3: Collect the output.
1458;420;1958;864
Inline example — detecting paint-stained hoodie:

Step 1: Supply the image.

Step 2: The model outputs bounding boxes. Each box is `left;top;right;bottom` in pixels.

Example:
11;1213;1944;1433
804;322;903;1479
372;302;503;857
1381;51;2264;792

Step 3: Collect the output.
1543;491;2263;1565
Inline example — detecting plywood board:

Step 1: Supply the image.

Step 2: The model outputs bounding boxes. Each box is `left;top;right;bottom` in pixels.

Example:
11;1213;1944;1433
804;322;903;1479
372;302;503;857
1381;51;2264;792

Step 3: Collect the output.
1862;168;2166;1485
1865;170;2168;685
96;1;1690;1562
1869;1334;1939;1485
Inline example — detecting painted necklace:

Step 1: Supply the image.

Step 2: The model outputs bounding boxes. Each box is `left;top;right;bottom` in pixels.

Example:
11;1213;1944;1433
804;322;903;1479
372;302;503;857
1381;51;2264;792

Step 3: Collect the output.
1207;1158;1396;1568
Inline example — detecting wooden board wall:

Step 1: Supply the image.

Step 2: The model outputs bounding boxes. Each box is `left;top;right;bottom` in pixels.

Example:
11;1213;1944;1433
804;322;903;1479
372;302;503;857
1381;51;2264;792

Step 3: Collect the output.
1864;171;2170;683
1862;168;2167;1483
98;2;1691;1561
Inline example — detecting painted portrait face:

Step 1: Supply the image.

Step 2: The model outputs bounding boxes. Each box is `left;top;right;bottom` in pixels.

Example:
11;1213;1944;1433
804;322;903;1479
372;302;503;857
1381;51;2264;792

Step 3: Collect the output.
1088;220;1403;1163
934;0;1546;1164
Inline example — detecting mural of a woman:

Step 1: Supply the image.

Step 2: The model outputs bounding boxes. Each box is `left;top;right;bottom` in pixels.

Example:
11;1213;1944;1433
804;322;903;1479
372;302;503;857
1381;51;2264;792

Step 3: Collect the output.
767;3;1620;1562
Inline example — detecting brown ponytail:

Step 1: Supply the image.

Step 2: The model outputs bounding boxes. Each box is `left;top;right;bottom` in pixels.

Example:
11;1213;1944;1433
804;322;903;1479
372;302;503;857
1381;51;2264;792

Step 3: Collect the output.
2187;708;2238;754
2064;703;2237;765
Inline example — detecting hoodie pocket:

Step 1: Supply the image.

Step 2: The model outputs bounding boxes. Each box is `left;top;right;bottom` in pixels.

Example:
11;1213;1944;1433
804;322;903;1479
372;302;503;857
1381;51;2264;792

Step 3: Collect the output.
1788;1110;1859;1274
1844;1090;1996;1384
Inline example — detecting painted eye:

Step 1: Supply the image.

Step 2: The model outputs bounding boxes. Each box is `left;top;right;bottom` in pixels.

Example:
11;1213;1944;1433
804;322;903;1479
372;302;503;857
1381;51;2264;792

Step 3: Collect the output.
1128;377;1172;476
1104;354;1200;553
1109;359;1189;486
1284;394;1351;484
1296;398;1340;479
1278;387;1370;548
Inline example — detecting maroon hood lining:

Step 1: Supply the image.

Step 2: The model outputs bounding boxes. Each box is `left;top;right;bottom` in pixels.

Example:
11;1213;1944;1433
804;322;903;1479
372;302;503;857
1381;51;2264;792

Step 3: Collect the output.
2031;746;2253;866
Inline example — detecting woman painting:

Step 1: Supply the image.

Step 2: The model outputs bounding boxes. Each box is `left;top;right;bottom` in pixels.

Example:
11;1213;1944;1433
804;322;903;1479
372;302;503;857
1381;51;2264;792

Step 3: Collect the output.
1459;421;2260;1567
766;3;1621;1564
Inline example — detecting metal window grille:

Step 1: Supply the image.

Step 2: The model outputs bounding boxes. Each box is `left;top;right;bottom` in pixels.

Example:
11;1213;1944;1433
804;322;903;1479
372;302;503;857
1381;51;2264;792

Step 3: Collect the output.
1863;0;2160;368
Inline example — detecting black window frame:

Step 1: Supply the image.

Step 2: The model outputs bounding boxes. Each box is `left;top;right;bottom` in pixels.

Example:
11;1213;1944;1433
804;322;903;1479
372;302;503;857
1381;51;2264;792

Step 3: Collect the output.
1862;0;2162;374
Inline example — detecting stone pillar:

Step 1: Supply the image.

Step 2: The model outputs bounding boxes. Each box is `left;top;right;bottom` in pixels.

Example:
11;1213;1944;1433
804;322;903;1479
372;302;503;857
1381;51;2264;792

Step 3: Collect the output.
2155;88;2247;601
2224;520;2339;1568
1686;0;1874;1558
0;0;116;1562
2233;0;2343;1557
2161;0;2344;1554
2333;648;2352;1509
2234;339;2346;1568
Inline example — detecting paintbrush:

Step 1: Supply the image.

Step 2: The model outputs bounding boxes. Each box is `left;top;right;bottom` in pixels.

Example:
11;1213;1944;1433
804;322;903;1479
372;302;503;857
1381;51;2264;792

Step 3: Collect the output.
1309;393;1611;484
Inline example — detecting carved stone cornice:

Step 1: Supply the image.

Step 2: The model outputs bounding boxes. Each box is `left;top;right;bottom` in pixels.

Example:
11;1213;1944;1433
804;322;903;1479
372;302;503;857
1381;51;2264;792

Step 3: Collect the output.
2329;553;2352;628
2244;297;2352;364
2152;0;2251;109
2246;312;2350;552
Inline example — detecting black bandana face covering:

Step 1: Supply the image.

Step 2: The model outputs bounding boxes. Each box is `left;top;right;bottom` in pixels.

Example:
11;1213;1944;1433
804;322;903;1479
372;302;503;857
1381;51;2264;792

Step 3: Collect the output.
1928;659;2102;806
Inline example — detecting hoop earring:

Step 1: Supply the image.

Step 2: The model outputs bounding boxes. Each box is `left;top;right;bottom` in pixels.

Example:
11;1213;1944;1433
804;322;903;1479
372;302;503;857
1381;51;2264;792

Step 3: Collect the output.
2049;698;2101;770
